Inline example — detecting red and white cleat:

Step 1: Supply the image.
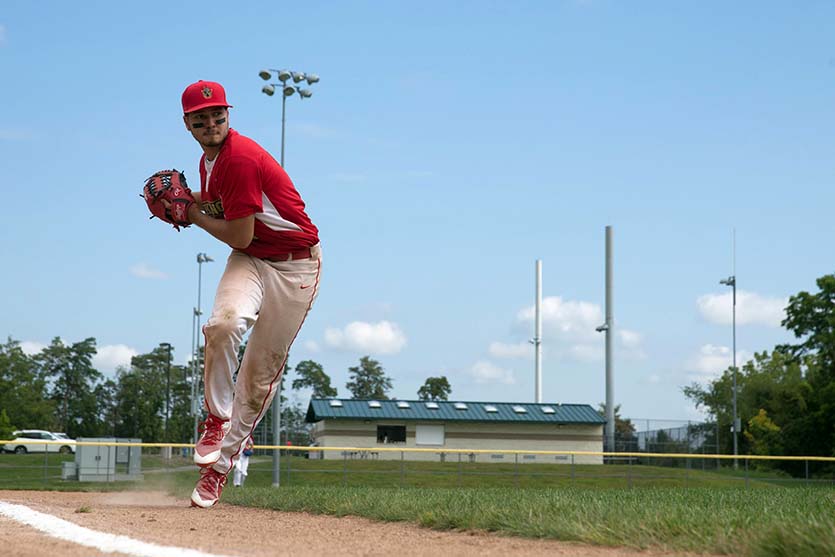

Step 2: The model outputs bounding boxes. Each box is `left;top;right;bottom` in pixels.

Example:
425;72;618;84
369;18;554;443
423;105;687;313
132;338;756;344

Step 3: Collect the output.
194;414;230;468
190;467;227;508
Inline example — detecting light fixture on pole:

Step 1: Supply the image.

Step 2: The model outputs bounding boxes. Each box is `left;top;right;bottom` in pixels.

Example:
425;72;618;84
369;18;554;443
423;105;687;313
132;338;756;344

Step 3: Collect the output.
192;252;214;446
720;274;738;468
258;67;319;487
259;68;319;167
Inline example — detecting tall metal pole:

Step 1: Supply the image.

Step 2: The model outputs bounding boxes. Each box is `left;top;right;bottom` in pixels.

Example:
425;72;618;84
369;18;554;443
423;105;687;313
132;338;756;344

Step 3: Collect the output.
260;67;317;487
272;91;287;488
193;257;203;445
534;260;542;403
193;253;212;445
166;344;171;440
280;92;287;168
604;226;615;453
720;230;738;469
731;277;738;468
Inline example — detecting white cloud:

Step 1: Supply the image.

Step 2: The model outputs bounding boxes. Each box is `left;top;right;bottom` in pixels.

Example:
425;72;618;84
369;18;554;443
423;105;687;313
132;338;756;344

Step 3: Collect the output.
619;329;642;348
686;344;752;382
488;341;532;359
697;290;787;327
303;340;320;353
518;296;603;343
468;360;515;385
93;344;138;373
130;263;168;280
513;296;645;362
20;341;46;355
324;320;407;355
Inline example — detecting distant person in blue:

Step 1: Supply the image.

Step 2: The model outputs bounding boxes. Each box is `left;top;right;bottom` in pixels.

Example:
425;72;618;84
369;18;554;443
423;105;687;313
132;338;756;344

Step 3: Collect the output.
232;437;254;487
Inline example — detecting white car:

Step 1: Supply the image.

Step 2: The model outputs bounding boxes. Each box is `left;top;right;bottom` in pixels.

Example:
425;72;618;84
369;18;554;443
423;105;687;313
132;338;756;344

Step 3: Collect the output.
3;430;76;454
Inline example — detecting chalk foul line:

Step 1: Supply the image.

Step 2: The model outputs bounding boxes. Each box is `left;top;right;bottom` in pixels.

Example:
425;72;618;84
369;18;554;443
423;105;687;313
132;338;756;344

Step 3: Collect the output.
0;500;233;557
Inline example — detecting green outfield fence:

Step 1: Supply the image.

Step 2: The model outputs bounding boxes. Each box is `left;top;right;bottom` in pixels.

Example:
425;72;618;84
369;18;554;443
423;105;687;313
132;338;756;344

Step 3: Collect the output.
1;439;834;489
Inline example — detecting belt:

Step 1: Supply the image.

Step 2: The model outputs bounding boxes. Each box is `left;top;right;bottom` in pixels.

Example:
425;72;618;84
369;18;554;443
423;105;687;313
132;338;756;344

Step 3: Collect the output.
264;247;313;262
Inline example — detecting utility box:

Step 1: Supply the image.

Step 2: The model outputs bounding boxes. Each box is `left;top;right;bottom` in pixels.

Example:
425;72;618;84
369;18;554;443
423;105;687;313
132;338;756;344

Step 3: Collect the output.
61;461;78;480
74;438;143;482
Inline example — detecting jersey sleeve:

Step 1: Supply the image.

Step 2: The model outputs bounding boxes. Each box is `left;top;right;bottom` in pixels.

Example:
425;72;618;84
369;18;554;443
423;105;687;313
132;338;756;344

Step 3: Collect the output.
217;155;263;220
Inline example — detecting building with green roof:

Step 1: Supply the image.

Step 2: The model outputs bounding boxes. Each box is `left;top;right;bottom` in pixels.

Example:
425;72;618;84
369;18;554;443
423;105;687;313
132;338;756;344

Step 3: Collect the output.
305;398;605;464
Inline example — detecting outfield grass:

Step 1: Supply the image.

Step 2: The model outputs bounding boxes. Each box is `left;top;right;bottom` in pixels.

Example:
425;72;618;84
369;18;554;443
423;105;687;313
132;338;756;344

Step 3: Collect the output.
218;485;835;557
1;453;832;556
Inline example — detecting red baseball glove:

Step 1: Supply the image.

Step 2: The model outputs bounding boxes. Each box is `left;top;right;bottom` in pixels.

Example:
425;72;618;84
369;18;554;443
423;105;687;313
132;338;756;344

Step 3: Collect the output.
142;169;195;231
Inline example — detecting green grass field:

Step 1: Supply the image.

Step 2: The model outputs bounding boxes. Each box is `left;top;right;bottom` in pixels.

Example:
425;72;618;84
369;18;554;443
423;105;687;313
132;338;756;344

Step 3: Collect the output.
1;452;833;556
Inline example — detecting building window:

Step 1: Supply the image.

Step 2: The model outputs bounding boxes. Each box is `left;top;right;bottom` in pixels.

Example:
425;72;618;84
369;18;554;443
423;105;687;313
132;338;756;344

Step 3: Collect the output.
377;425;406;444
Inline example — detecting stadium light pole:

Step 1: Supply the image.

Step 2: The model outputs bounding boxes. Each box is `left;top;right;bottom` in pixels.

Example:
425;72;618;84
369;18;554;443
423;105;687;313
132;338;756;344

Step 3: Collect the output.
720;275;738;469
259;68;319;168
259;67;319;487
192;253;214;447
160;342;172;441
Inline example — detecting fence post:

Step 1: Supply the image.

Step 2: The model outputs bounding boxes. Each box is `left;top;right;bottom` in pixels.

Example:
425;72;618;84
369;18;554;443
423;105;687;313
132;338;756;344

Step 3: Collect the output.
744;458;749;489
342;451;347;487
457;452;462;487
286;448;291;486
43;449;48;484
514;452;519;488
400;451;405;487
571;453;575;483
685;455;689;487
806;459;810;485
627;455;632;488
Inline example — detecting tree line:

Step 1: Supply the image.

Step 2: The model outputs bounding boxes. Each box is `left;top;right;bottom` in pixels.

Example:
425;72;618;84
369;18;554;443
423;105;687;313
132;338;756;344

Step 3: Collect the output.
683;273;835;470
0;341;452;443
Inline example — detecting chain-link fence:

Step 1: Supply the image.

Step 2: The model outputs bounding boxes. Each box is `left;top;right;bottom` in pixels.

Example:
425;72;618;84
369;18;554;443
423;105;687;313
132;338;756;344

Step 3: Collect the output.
2;440;835;490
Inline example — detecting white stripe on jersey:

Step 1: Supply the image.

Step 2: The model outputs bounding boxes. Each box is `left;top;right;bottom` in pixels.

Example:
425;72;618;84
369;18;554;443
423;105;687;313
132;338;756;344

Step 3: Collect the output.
256;192;303;232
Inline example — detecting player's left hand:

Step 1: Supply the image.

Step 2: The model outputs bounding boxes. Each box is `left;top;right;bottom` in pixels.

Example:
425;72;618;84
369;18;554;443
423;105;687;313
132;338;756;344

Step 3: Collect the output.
142;169;195;231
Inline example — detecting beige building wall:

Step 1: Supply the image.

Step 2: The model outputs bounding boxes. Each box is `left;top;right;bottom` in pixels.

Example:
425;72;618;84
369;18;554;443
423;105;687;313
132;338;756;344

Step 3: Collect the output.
310;420;603;464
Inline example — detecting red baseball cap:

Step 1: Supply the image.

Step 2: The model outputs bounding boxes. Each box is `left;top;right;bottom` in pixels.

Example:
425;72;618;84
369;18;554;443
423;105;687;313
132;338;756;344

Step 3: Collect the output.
181;80;233;114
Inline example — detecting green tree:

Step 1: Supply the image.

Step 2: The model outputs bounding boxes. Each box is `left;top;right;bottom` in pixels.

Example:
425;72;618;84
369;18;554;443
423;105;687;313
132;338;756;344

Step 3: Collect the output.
744;409;783;458
166;362;194;444
35;337;102;437
684;350;813;457
282;399;312;446
0;338;55;431
417;376;451;401
778;274;835;458
0;409;15;440
113;346;168;441
596;403;636;450
291;360;337;398
346;356;392;399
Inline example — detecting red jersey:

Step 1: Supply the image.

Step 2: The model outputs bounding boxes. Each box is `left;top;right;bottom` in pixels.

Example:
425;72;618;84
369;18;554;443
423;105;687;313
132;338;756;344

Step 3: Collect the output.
198;129;319;259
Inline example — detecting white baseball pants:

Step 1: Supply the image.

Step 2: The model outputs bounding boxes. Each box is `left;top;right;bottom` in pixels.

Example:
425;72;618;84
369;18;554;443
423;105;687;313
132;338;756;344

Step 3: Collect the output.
201;244;322;474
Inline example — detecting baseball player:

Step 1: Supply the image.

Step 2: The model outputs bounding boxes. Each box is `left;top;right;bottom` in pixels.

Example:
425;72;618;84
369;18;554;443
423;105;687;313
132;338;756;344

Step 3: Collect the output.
232;436;254;487
176;80;322;508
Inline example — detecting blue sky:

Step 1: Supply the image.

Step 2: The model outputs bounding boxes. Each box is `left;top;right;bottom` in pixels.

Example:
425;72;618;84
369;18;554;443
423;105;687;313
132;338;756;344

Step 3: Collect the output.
2;1;833;424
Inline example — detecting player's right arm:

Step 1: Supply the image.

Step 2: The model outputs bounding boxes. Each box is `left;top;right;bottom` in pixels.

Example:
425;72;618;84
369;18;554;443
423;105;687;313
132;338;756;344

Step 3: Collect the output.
187;205;254;250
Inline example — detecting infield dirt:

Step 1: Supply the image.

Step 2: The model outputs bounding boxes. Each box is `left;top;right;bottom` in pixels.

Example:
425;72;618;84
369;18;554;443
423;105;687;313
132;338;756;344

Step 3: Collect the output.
0;490;711;557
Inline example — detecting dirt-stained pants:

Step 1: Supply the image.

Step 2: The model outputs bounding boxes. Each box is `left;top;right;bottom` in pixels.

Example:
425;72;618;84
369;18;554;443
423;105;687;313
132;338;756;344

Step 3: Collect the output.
201;244;321;475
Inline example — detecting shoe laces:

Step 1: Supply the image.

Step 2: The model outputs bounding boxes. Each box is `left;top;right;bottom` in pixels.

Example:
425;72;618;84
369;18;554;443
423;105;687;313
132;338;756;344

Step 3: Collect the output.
200;468;227;490
198;416;225;443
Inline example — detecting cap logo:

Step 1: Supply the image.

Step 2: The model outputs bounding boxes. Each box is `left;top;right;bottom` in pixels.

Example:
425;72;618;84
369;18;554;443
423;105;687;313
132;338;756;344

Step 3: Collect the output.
201;86;213;99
